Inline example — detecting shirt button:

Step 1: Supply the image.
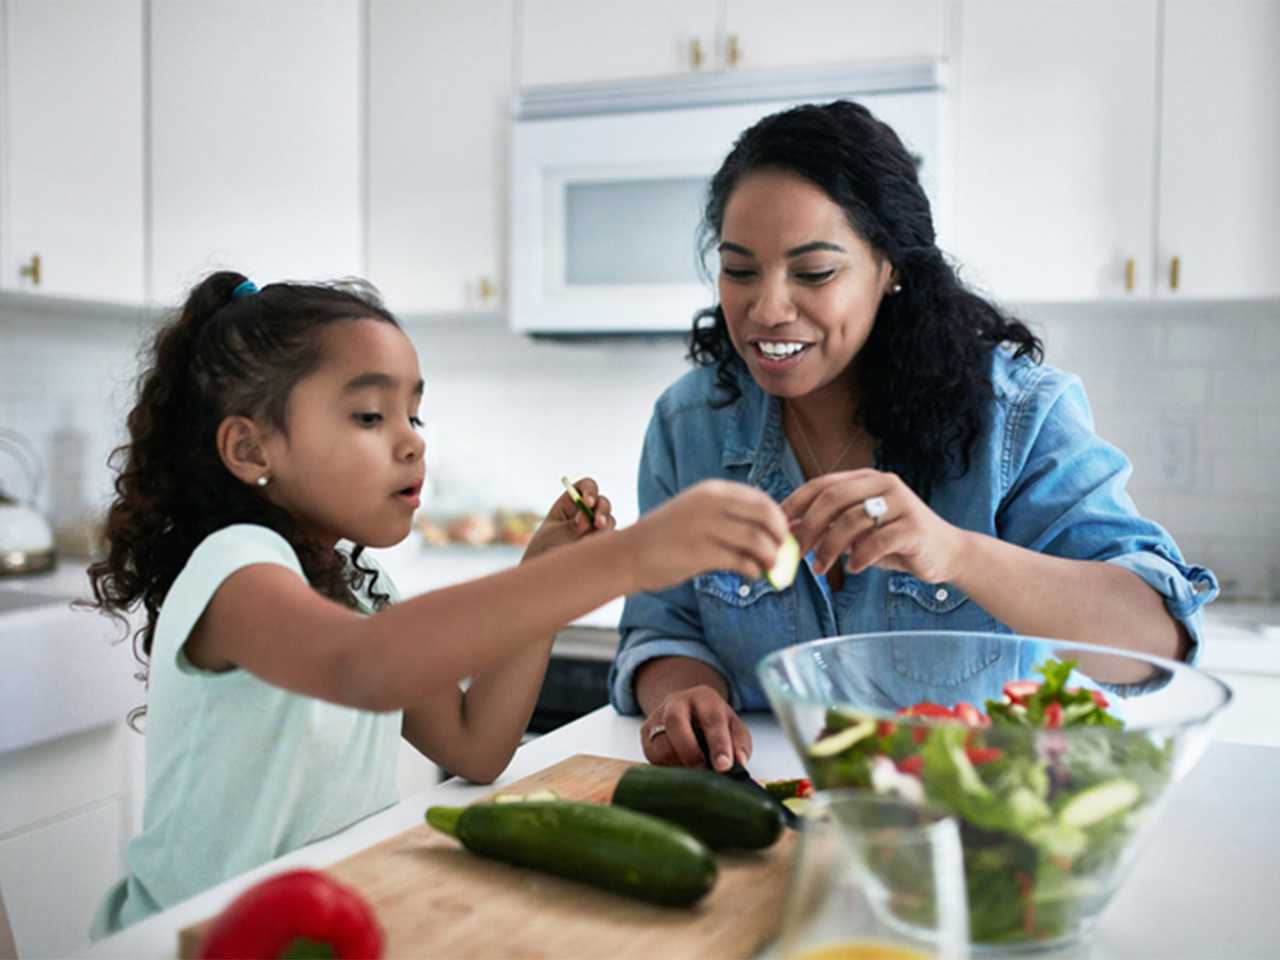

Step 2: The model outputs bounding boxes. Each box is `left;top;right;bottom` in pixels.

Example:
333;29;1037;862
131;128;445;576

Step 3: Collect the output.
738;584;751;598
935;588;949;602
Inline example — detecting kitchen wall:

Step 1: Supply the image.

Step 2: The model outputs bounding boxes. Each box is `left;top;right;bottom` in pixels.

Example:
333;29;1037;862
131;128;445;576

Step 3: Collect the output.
1;296;1277;600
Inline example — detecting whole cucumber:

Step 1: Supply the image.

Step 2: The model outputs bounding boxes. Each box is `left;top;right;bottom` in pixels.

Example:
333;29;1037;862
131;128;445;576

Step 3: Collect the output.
426;800;716;906
611;765;784;850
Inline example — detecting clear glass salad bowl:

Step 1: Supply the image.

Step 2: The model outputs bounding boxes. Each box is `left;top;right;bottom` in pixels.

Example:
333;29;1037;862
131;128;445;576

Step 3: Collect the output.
757;631;1232;955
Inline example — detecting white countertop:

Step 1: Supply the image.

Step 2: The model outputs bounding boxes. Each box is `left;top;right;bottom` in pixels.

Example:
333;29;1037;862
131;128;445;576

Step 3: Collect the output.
85;707;1280;960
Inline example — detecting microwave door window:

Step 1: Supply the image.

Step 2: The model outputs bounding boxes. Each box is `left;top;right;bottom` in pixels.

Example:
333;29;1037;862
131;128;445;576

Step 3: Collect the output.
564;176;708;286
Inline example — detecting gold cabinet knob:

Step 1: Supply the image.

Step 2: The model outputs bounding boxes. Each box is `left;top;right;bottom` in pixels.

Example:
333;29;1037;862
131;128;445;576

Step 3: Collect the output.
1169;256;1181;291
477;276;497;303
690;37;704;69
727;34;741;67
18;254;41;286
1124;257;1135;293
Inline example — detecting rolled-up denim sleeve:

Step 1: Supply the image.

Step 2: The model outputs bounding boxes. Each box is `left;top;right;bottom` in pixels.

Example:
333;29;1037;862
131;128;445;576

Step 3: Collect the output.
607;405;737;715
996;371;1219;677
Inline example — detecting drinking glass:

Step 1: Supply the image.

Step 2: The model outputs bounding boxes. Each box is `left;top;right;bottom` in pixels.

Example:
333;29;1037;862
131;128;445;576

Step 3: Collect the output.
775;790;969;960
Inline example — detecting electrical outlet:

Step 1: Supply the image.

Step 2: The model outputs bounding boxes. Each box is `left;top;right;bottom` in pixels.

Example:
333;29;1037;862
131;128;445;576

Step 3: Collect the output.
1152;422;1195;490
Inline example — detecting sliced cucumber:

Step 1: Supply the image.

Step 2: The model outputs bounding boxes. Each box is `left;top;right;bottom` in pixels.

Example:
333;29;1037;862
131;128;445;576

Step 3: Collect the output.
767;533;801;589
493;789;559;804
781;796;812;817
1059;778;1140;828
808;718;877;757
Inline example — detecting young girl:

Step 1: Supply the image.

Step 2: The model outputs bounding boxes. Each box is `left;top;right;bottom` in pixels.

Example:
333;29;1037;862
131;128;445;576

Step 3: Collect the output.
87;271;790;936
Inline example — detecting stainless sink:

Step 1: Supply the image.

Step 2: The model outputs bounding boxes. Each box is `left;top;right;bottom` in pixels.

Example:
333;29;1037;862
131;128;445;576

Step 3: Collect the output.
0;589;73;614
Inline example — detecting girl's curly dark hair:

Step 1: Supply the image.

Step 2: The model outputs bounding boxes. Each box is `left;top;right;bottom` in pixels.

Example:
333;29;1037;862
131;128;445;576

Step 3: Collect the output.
87;271;398;678
689;100;1043;502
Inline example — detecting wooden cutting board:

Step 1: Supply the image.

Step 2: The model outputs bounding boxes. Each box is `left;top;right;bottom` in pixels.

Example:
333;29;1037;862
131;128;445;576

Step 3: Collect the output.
178;753;798;959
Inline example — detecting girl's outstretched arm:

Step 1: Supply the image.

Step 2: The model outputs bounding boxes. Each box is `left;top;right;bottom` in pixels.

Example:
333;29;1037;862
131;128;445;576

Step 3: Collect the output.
186;479;789;717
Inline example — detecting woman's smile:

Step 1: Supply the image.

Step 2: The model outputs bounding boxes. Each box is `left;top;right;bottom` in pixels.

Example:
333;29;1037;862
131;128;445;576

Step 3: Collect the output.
750;338;814;372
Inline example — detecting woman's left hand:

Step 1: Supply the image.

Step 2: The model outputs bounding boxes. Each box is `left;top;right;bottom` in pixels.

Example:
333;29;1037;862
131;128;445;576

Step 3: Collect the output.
521;476;616;562
782;469;968;583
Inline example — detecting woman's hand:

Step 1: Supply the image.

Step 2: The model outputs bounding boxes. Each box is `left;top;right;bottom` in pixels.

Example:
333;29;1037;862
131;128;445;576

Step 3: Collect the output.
640;684;752;772
782;469;968;583
622;479;790;593
521;476;616;562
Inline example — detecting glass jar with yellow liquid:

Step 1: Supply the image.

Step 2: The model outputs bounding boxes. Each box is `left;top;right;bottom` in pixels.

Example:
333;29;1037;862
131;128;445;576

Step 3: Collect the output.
775;791;969;960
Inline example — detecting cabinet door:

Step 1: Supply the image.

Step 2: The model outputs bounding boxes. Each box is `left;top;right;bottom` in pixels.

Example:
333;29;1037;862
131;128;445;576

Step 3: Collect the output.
1157;0;1280;299
1;0;144;303
0;796;123;958
149;0;362;305
952;0;1158;301
517;0;719;87
368;0;511;314
722;0;943;71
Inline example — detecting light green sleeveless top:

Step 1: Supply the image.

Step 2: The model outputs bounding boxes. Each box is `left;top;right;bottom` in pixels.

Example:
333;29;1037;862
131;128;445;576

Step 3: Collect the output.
91;524;403;938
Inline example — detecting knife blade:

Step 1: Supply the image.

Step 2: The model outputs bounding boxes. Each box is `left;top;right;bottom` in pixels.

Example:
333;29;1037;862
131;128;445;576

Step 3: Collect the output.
692;725;801;829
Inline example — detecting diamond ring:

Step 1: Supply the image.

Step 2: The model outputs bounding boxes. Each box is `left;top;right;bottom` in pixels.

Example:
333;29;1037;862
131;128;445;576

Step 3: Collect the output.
647;723;668;742
863;496;888;527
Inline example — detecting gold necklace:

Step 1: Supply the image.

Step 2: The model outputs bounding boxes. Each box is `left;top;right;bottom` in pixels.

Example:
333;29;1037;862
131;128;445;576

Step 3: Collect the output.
787;403;862;476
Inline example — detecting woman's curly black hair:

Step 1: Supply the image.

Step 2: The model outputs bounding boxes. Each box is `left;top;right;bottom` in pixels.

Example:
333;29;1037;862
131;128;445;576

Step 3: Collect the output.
87;271;397;679
689;100;1043;502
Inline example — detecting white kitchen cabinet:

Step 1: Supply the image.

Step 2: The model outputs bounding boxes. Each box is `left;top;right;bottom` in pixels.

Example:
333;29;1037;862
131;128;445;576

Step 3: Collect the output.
367;0;512;315
0;0;145;304
952;0;1280;303
951;0;1160;301
149;0;362;306
516;0;719;87
1155;0;1280;300
721;0;943;72
0;726;134;959
517;1;943;87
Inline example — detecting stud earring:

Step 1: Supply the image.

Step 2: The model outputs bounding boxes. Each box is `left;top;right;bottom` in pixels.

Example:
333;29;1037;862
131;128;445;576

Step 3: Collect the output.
256;475;269;488
891;283;903;294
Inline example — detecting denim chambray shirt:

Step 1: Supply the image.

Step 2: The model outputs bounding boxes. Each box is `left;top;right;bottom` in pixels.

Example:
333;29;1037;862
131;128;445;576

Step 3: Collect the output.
609;349;1218;715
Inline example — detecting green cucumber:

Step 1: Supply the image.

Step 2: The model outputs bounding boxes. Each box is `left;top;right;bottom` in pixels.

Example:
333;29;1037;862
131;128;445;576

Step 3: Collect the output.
1059;778;1140;828
808;718;877;758
426;800;716;906
610;765;784;850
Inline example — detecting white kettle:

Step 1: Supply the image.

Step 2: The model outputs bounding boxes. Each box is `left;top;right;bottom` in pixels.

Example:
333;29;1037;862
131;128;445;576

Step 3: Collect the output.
0;428;55;575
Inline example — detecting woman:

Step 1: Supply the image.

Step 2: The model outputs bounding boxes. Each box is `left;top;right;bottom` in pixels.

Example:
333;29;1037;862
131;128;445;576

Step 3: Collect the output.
607;100;1217;773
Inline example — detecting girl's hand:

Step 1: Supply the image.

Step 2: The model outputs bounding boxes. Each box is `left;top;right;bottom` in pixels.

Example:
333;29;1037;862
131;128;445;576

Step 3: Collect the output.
641;684;751;772
623;479;789;593
782;469;968;583
522;476;616;562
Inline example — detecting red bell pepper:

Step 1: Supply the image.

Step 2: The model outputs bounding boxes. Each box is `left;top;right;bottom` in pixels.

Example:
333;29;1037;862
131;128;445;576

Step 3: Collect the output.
896;755;924;776
1003;680;1041;704
966;746;1003;765
953;702;990;728
198;869;383;960
1044;702;1064;729
899;702;955;719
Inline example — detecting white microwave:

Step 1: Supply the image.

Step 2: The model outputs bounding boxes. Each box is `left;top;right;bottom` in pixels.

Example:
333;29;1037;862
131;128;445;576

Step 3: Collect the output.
509;61;945;334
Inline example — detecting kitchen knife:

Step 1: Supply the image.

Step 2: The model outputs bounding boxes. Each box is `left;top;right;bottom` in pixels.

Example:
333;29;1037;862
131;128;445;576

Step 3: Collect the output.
693;725;801;829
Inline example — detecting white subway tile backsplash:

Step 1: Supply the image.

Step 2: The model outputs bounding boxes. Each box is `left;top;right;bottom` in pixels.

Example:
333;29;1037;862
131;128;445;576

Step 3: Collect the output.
2;297;1278;599
1210;369;1280;408
1167;315;1259;368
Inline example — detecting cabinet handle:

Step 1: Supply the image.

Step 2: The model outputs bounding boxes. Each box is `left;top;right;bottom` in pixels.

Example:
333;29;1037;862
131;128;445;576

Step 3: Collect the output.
1169;256;1181;291
477;276;497;303
727;34;741;67
18;253;41;286
690;37;704;69
1124;258;1135;293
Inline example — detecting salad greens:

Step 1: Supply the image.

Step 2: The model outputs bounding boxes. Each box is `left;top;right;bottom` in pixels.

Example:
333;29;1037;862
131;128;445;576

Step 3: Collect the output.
805;659;1173;946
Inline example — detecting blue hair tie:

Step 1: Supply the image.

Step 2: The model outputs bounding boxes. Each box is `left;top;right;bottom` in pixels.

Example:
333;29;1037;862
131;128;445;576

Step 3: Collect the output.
231;279;259;300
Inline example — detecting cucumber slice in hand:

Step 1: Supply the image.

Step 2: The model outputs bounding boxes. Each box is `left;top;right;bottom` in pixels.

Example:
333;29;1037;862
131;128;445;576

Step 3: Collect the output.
766;533;801;589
